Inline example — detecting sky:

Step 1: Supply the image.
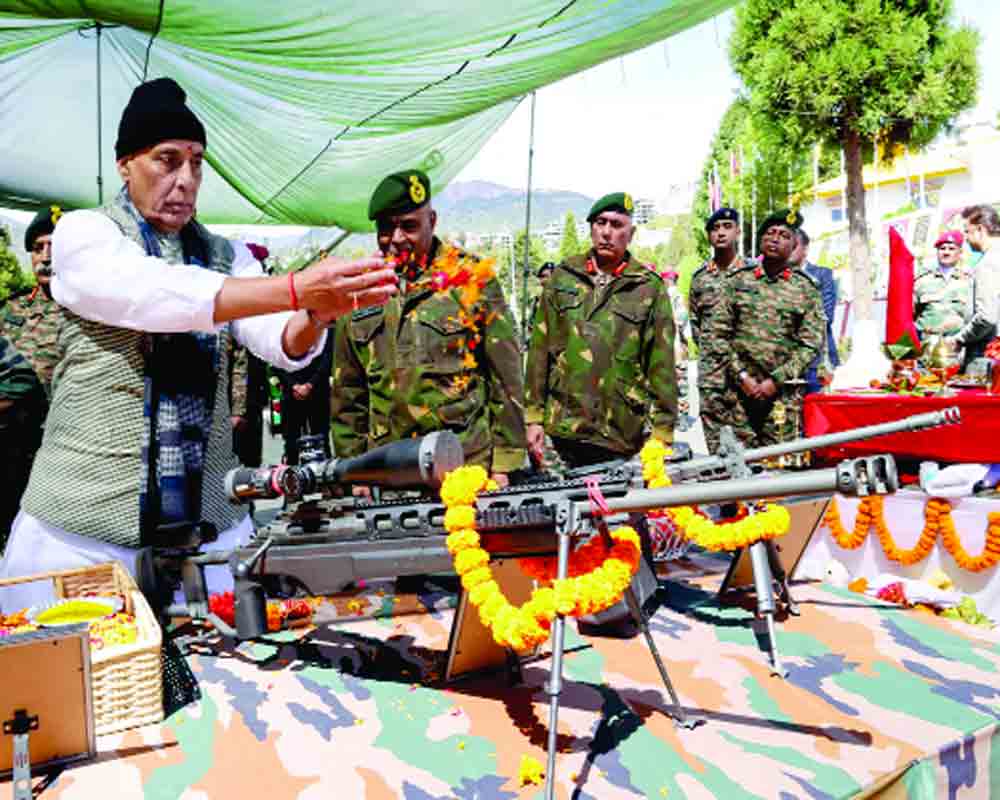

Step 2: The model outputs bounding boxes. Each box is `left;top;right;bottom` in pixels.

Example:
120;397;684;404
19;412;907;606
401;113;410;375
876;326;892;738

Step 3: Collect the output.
455;1;1000;205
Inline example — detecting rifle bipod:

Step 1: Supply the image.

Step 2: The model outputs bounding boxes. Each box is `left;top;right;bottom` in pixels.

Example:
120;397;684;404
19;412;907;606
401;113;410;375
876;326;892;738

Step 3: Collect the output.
747;540;789;678
542;500;703;800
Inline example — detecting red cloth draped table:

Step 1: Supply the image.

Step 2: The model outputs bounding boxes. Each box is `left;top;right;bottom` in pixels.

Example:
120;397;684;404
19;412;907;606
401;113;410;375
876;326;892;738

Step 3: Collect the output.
803;390;1000;463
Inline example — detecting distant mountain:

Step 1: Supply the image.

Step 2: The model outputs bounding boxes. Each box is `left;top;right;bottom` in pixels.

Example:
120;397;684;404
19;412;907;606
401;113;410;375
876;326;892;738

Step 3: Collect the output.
435;180;595;236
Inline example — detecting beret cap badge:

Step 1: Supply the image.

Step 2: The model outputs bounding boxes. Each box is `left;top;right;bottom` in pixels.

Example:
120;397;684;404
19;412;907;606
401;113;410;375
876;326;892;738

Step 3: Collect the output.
408;174;427;205
50;205;62;225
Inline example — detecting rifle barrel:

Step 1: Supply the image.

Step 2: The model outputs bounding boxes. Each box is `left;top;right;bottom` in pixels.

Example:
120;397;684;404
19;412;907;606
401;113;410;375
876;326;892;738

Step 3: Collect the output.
581;457;893;516
679;407;959;474
742;407;959;462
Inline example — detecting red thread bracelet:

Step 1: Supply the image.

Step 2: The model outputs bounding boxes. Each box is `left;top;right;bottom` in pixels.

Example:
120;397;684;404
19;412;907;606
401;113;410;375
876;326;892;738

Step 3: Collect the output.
288;272;299;311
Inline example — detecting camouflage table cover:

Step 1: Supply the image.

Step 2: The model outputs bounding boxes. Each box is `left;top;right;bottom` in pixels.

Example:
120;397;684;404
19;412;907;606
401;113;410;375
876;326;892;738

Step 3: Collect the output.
7;559;999;800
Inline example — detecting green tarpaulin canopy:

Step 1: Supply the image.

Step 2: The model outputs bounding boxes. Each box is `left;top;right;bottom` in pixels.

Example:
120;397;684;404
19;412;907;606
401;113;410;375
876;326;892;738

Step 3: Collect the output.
0;0;735;229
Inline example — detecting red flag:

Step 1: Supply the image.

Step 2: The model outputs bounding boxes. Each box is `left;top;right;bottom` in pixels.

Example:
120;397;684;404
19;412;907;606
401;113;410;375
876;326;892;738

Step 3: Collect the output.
885;226;920;349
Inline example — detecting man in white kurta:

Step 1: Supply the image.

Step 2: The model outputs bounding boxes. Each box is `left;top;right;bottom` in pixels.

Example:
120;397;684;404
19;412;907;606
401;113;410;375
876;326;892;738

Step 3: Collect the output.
0;78;398;610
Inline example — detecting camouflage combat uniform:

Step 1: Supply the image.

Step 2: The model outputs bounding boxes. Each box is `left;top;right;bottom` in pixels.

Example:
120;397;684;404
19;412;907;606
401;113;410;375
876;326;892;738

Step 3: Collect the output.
705;263;824;451
913;261;972;338
0;335;46;545
1;289;63;396
525;251;676;461
331;238;526;473
688;256;751;453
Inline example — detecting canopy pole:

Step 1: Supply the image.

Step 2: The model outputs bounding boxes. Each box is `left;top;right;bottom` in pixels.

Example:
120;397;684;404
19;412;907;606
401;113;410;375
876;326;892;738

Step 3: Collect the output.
95;22;104;205
520;91;537;343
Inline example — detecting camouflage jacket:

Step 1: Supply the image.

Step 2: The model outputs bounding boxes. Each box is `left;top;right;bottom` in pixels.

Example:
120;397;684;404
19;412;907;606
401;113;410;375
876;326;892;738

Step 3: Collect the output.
0;334;44;403
0;334;46;456
706;263;825;388
524;251;676;455
689;255;753;389
1;289;63;396
913;262;972;338
331;240;526;472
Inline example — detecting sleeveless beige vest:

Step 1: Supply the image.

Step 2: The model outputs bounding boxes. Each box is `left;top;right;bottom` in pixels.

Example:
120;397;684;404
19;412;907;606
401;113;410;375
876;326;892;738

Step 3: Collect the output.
22;200;248;548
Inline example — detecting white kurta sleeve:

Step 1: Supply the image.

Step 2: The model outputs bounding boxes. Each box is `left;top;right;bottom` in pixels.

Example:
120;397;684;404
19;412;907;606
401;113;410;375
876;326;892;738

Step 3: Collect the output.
50;210;323;370
51;209;226;333
228;241;325;371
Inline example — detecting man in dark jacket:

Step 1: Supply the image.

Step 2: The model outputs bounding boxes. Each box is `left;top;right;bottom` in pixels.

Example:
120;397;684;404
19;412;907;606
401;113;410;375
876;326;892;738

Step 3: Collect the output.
276;330;334;464
790;229;839;393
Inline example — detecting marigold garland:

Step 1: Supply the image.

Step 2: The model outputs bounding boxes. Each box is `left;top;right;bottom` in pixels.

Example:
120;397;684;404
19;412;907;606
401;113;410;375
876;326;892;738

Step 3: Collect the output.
443;465;641;654
639;438;792;551
389;245;497;392
823;497;1000;572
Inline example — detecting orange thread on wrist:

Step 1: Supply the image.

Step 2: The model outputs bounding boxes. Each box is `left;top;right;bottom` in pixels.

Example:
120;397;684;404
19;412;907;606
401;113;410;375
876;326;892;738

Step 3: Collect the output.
288;271;299;311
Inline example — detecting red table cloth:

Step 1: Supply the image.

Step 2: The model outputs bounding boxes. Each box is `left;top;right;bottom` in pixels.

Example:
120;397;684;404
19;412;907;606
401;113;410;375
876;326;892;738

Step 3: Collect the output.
803;389;1000;463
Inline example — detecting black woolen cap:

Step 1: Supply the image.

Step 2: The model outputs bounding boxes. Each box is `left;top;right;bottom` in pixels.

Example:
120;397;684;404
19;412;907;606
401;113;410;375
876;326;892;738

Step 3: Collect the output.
115;78;206;160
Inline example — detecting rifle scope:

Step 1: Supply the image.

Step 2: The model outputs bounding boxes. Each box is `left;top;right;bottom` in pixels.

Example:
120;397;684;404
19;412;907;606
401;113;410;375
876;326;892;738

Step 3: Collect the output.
224;430;464;503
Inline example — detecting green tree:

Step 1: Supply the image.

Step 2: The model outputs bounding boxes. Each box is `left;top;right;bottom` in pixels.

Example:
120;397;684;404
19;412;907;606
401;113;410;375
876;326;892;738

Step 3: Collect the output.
664;213;697;268
692;98;841;259
558;212;584;261
0;225;31;306
730;0;979;322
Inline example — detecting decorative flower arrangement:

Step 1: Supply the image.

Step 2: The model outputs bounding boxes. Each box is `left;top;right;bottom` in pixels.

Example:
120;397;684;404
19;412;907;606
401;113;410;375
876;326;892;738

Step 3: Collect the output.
640;438;792;551
209;591;316;632
442;464;641;654
823;497;1000;572
388;246;498;391
0;604;137;649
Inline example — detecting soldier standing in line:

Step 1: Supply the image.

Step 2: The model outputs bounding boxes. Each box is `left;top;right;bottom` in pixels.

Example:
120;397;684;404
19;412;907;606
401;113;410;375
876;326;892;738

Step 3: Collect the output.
914;230;971;340
2;206;66;395
688;207;751;453
331;170;526;486
706;209;824;452
525;192;676;470
0;336;46;546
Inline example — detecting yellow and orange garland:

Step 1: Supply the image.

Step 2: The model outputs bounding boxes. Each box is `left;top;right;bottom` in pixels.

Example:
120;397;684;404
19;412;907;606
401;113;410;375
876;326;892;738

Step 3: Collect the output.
640;438;792;551
441;438;797;652
823;496;1000;572
442;465;642;654
390;245;497;393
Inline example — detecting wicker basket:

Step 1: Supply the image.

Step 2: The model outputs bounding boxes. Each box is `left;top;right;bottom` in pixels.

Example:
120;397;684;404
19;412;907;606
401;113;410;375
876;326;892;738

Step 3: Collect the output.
0;561;164;735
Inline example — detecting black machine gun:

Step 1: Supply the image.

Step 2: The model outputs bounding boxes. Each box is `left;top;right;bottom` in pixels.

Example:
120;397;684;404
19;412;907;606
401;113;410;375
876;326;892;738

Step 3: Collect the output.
139;406;960;646
137;408;961;800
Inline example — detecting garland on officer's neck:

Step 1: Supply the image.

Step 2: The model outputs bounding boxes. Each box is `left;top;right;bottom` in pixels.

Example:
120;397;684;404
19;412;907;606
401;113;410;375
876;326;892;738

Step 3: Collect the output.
388;246;498;392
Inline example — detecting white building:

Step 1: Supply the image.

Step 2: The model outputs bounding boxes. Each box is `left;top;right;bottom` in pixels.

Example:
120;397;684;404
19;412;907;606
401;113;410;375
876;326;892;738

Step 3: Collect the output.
466;231;514;250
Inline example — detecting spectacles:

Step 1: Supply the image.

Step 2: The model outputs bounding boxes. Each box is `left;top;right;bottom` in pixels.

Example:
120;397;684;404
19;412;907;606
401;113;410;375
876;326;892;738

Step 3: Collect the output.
31;241;51;254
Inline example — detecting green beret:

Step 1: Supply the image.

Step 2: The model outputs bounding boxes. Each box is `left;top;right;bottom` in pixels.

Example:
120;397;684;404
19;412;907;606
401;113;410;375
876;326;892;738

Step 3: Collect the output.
757;208;804;240
368;170;431;221
24;205;64;251
586;192;634;223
